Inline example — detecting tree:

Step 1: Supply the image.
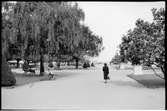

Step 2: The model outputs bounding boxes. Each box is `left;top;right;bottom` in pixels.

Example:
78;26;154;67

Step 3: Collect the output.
2;1;104;76
1;2;16;86
8;43;22;68
119;27;146;65
71;25;103;69
45;2;103;69
3;2;63;75
111;53;121;64
45;2;85;69
119;8;165;76
143;8;165;75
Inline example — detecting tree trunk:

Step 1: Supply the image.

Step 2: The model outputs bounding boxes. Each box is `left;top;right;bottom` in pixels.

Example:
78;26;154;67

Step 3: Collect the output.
40;53;44;76
16;59;20;68
57;61;60;69
160;65;165;78
151;66;164;80
27;60;30;65
76;58;79;69
67;61;70;66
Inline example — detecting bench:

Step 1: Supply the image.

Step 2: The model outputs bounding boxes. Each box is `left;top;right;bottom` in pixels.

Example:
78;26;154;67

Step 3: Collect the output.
22;63;36;74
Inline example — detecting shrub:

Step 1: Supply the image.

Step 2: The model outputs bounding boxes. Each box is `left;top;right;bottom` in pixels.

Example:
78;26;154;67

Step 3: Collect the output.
1;56;16;86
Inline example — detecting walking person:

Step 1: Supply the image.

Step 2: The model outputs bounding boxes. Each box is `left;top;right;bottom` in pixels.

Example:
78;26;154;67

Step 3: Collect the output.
103;63;109;83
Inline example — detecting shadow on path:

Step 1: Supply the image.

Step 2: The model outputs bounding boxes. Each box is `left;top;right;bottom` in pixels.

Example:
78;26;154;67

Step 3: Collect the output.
105;80;145;88
52;72;83;80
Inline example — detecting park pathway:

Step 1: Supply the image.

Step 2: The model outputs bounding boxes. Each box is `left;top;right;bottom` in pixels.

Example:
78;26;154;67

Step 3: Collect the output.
1;64;165;110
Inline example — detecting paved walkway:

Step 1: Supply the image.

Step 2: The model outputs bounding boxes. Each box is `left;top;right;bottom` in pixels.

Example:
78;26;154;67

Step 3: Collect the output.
1;65;165;110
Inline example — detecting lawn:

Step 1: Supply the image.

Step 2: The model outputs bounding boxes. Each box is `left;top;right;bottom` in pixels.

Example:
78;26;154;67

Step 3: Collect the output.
4;72;51;88
128;74;165;88
6;66;85;88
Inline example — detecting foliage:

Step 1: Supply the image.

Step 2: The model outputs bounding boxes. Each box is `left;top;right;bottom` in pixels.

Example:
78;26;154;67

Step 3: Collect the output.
118;8;165;75
1;55;16;86
2;2;103;71
111;53;122;64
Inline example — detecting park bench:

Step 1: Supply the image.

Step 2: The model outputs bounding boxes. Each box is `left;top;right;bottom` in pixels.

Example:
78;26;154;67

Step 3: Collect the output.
8;60;17;68
22;62;36;74
8;60;24;68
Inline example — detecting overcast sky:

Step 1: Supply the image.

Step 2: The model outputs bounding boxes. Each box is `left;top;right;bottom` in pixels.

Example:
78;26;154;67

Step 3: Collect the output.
77;2;165;63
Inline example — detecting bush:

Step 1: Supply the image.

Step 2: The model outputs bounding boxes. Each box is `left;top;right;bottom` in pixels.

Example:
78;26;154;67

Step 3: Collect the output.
1;56;16;86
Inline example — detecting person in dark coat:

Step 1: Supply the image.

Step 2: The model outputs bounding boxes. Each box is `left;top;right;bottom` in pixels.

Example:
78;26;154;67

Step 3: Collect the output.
103;63;109;83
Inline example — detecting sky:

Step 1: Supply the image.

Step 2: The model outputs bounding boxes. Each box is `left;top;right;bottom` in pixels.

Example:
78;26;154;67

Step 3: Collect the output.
77;2;165;63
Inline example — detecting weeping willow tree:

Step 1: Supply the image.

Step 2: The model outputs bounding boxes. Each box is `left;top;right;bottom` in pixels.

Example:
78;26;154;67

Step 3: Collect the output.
2;2;86;71
81;25;104;57
1;2;16;86
2;1;104;78
45;2;102;69
58;3;85;69
2;2;63;75
46;2;86;69
50;4;103;69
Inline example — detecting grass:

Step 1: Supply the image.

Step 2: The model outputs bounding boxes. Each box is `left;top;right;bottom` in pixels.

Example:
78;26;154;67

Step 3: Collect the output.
128;74;165;88
4;65;164;89
2;72;51;88
3;65;86;88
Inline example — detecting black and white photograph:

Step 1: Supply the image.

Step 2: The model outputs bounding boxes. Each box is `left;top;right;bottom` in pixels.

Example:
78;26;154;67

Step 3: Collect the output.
1;1;165;110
